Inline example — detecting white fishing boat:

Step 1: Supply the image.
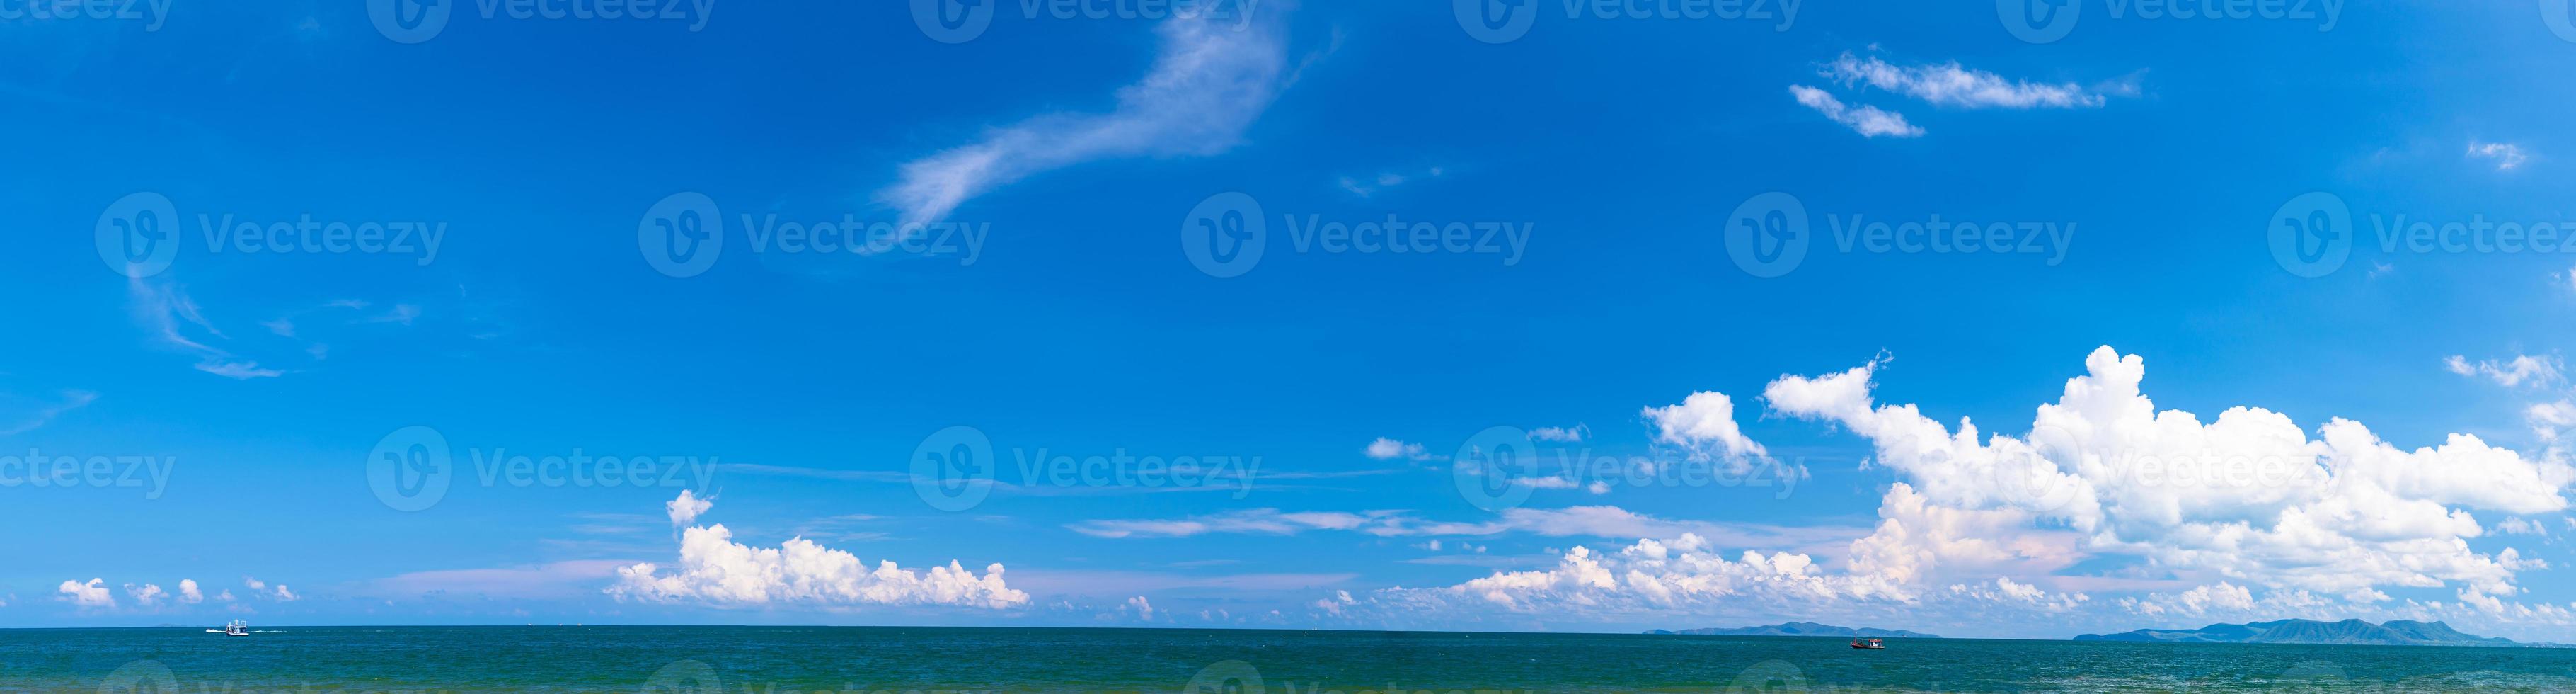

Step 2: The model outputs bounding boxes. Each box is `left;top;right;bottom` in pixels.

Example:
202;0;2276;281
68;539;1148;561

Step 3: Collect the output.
207;620;249;637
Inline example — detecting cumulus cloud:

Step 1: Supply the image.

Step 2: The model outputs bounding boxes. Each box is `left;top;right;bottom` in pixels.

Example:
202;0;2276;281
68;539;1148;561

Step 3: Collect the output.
123;583;166;608
1367;346;2572;627
1364;437;1430;460
1643;391;1769;462
666;489;714;528
609;491;1029;610
2445;354;2561;388
178;579;203;604
1822;52;2112;109
57;579;113;608
1531;424;1588;443
879;10;1291;225
1788;85;1922;138
1766;346;2568;603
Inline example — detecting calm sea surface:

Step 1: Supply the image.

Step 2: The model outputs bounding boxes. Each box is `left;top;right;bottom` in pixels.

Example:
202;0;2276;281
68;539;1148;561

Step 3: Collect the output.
3;626;2572;693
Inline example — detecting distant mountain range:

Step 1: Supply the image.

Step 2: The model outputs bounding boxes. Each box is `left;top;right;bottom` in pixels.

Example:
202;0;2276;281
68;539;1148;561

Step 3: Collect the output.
1645;622;1942;639
2074;619;2521;647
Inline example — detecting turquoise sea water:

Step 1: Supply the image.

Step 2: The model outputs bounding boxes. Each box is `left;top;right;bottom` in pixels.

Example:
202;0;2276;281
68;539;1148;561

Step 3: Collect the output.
4;626;2574;693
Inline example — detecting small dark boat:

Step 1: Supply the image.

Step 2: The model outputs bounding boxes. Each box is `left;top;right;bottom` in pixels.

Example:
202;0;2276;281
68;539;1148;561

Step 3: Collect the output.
1849;638;1885;649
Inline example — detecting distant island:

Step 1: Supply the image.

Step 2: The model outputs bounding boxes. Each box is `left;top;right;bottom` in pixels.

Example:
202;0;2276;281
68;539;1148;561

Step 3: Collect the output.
2074;619;2523;647
1646;622;1942;639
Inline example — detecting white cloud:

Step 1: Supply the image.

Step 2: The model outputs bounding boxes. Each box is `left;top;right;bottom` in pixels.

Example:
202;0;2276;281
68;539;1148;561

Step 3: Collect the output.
1123;595;1156;621
1788;85;1922;138
1364;437;1430;460
879;11;1290;225
666;489;713;527
123;583;166;608
2468;141;2531;170
1642;391;1769;461
1822;52;2110;109
129;278;282;379
609;491;1029;610
0;390;98;436
1531;424;1587;443
1068;508;1376;538
178;579;203;604
1766;346;2568;603
57;579;113;608
272;585;299;602
2444;354;2561;388
243;576;266;591
2497;517;2547;536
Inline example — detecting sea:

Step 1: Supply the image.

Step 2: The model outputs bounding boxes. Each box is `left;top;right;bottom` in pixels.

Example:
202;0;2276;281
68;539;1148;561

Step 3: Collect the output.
4;626;2573;693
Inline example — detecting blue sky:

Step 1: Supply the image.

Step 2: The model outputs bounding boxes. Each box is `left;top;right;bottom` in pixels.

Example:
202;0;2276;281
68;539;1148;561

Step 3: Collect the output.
7;0;2576;640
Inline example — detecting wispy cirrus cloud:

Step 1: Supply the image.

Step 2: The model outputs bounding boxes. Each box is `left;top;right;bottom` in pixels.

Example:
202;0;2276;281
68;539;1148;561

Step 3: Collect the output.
2468;141;2531;170
878;10;1293;225
0;390;99;436
1788;85;1921;138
